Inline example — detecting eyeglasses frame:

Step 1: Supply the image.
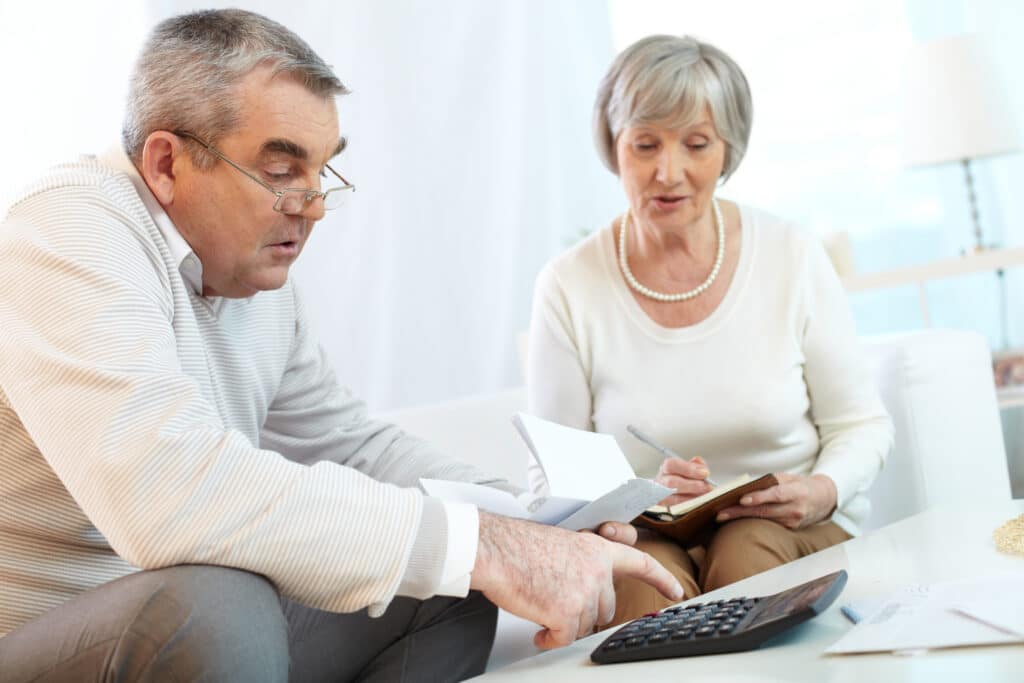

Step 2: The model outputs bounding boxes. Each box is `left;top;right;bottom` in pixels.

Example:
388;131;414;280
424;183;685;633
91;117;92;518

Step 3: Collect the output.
174;130;354;214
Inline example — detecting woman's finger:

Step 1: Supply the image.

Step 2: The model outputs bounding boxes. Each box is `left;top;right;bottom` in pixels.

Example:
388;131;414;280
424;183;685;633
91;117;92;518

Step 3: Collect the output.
655;474;713;496
661;457;710;480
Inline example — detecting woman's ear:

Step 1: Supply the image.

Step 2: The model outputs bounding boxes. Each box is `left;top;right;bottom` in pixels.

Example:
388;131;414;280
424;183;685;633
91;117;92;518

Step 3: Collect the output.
137;131;183;205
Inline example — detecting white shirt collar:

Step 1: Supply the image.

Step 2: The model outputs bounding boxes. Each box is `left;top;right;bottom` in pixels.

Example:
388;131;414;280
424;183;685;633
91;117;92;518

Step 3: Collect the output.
99;145;210;301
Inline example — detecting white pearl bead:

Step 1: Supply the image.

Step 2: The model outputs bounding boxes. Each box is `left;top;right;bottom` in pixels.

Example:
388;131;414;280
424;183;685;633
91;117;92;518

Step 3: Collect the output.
619;198;725;303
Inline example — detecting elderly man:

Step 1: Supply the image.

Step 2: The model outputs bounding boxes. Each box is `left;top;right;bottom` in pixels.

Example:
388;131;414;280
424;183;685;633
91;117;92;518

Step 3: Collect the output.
0;9;681;682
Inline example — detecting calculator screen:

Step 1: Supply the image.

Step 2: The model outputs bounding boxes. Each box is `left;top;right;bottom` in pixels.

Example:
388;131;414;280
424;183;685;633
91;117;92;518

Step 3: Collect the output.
749;577;832;625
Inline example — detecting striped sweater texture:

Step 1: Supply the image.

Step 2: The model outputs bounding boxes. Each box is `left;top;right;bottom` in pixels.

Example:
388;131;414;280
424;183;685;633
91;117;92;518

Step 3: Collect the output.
0;156;499;636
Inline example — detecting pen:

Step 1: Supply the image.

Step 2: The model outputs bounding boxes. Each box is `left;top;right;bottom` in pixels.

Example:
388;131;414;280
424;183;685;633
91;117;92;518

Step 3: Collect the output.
626;424;719;487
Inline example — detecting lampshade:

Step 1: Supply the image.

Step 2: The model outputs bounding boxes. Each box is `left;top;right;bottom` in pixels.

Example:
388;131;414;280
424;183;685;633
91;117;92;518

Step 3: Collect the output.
903;34;1021;167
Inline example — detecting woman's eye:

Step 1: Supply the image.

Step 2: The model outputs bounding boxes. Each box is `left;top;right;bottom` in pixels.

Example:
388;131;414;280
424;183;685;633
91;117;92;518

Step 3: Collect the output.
635;143;657;151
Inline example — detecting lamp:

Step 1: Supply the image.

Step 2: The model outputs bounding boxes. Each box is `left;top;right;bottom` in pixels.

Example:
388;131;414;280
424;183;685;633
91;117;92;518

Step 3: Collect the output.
902;33;1021;252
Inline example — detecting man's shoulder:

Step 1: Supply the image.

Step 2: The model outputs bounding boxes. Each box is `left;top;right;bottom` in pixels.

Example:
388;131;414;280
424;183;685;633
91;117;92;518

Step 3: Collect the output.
7;155;150;225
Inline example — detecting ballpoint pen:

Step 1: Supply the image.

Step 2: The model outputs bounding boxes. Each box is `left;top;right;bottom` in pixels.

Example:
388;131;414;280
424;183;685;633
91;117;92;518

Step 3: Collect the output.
626;424;719;487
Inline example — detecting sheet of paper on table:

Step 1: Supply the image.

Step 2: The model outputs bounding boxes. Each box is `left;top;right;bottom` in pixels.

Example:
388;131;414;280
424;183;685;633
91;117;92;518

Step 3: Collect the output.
827;574;1024;654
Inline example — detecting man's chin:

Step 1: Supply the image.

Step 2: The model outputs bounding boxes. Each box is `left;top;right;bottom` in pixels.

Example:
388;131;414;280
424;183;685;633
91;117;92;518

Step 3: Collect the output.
207;270;290;298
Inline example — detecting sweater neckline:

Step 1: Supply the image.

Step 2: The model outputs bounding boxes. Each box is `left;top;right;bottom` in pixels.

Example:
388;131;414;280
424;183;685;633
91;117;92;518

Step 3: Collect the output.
599;202;756;343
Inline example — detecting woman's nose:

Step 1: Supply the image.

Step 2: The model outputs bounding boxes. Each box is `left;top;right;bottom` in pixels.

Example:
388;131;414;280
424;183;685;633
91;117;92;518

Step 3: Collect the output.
655;147;685;185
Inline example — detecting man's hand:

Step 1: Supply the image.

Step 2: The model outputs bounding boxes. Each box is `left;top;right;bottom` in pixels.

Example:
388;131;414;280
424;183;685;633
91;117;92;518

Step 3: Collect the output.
653;455;713;506
715;473;837;529
471;512;683;649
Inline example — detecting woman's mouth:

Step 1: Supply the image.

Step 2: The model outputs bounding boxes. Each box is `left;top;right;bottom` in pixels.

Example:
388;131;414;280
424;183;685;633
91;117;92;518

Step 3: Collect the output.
652;195;687;210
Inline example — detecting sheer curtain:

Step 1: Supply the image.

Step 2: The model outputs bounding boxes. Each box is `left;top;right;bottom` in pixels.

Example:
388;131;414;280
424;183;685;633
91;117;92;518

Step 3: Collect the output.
143;0;620;410
0;2;147;211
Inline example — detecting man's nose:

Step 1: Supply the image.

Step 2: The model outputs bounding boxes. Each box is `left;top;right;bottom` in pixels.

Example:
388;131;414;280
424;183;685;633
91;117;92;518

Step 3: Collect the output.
297;194;327;222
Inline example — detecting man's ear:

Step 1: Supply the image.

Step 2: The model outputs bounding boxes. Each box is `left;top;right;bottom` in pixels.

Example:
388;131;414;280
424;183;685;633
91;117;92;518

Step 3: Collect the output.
138;131;185;206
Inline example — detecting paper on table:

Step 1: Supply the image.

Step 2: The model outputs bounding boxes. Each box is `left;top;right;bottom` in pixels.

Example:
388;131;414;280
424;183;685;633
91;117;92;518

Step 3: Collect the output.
512;413;636;500
420;478;671;531
826;576;1024;654
950;575;1024;638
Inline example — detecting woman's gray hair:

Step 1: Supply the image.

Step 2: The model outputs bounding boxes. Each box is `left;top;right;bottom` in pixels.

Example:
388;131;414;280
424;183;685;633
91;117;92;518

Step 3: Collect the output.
122;9;349;168
593;35;752;180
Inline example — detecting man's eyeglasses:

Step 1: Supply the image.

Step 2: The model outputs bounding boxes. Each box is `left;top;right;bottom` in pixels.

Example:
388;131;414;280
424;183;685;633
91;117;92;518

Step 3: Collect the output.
175;131;355;215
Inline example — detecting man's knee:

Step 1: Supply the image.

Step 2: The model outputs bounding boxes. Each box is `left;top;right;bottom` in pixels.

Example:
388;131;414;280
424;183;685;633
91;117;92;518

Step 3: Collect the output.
113;565;289;682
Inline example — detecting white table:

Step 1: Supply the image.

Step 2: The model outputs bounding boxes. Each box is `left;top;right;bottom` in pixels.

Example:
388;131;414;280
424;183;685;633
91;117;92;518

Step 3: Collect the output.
474;500;1024;681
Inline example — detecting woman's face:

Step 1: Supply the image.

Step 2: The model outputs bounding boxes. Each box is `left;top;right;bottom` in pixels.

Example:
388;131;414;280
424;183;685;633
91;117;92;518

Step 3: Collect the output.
615;109;726;235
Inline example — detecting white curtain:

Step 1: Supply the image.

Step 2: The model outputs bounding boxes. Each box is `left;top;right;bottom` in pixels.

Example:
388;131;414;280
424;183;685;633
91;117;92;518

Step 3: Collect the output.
142;0;621;410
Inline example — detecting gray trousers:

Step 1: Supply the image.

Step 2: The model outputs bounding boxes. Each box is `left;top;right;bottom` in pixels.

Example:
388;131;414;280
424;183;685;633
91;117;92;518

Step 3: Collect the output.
0;565;497;682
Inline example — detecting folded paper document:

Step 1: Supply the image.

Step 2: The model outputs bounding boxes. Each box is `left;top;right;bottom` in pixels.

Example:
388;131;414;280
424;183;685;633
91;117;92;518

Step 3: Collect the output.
420;477;670;531
420;413;671;531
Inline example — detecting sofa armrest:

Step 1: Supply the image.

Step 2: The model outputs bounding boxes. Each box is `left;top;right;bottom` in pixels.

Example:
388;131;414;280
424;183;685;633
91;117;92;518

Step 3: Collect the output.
861;329;1010;531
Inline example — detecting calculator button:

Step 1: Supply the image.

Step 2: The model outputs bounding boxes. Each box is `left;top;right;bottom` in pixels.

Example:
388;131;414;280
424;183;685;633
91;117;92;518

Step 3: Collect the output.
603;640;624;650
718;623;736;634
648;632;670;644
695;625;716;637
625;637;646;648
671;628;694;640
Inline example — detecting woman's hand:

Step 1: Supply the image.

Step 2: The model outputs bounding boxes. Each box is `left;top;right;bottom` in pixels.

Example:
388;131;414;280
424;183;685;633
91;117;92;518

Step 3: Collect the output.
653;455;714;507
715;473;837;530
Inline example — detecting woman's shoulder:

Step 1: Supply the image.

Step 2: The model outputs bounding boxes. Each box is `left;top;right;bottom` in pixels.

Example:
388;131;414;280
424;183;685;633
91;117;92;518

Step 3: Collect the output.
739;202;821;263
538;221;617;289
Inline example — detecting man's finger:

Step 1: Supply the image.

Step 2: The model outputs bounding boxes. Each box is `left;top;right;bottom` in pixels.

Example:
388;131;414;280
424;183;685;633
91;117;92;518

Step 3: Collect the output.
535;618;577;650
599;521;638;546
597;580;616;627
611;545;683;602
577;600;600;639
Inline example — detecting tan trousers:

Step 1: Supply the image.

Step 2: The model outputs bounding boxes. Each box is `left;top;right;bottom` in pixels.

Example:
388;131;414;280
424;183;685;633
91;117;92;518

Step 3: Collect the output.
611;518;851;627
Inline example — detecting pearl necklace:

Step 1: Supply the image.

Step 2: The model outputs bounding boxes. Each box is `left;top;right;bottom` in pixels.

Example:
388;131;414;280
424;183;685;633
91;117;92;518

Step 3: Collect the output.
618;198;725;302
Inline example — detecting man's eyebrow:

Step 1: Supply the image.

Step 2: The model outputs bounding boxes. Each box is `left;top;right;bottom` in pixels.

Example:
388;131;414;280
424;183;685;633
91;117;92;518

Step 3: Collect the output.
258;137;347;162
259;138;308;160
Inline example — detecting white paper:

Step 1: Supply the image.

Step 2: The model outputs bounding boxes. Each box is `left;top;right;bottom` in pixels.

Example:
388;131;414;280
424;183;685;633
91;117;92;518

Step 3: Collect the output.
512;413;636;500
556;479;672;530
950;576;1024;637
420;478;670;531
826;576;1024;654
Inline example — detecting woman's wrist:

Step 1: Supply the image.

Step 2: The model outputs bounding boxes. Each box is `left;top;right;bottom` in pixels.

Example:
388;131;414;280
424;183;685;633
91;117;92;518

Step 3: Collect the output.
809;474;838;522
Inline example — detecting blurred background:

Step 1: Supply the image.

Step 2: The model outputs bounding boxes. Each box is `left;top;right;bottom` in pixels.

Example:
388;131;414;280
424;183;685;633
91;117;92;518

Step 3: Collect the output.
2;1;1022;475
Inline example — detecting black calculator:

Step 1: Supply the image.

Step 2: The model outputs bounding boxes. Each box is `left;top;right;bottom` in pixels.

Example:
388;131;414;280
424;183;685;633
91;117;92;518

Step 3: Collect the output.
591;570;847;664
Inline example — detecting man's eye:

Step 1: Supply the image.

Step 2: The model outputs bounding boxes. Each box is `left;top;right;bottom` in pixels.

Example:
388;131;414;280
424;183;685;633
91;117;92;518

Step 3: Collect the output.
265;171;292;181
635;143;657;151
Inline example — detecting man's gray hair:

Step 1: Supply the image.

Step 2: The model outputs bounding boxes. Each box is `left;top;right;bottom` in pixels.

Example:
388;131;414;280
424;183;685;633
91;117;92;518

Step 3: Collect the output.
593;35;752;180
122;9;349;167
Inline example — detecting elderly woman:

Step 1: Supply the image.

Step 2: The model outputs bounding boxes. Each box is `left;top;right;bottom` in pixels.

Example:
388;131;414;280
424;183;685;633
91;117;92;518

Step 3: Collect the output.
526;35;893;626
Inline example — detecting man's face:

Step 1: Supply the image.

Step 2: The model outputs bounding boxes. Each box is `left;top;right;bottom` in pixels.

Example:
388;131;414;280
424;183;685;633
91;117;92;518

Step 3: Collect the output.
170;65;342;298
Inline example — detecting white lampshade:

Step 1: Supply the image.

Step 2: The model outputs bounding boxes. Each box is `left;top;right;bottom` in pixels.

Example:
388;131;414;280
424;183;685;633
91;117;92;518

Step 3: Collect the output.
903;34;1021;167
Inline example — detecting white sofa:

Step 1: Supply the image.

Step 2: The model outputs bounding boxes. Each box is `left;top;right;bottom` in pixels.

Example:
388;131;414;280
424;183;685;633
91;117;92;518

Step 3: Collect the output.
383;329;1012;671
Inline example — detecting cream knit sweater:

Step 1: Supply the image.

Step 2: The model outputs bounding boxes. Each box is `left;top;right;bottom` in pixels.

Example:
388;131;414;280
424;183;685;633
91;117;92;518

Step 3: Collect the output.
527;204;894;535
